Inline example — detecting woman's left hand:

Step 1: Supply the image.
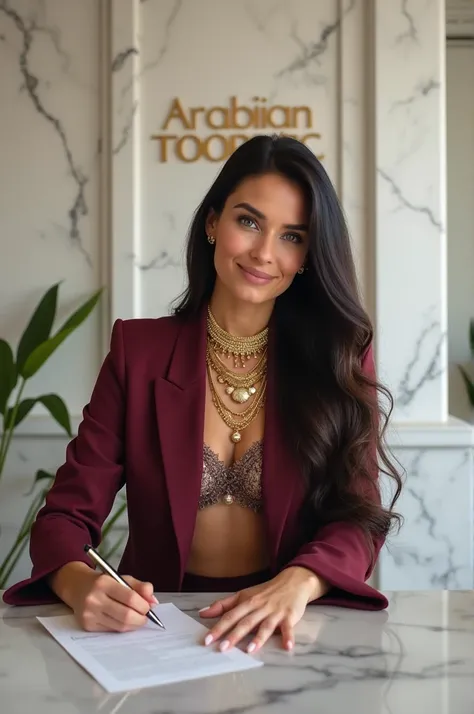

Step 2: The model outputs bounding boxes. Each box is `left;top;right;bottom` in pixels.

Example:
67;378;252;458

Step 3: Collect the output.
198;566;329;654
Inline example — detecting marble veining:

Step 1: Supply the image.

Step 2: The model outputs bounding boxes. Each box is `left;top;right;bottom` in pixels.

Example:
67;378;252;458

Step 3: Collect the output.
133;250;181;271
396;0;419;44
377;168;443;232
113;100;138;155
390;78;441;112
379;447;474;591
396;312;445;408
276;0;355;79
2;591;474;713
113;0;182;110
152;0;183;67
0;0;92;265
111;47;138;73
243;2;276;35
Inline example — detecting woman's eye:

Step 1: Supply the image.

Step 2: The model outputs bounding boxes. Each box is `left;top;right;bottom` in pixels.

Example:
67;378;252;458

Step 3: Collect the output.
238;215;257;229
283;233;303;244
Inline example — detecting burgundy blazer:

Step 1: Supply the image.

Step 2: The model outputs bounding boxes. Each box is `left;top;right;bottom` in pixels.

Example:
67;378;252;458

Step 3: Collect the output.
3;307;388;610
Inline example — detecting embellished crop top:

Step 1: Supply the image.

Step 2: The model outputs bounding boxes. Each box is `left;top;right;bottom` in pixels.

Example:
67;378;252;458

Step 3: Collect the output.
199;441;263;513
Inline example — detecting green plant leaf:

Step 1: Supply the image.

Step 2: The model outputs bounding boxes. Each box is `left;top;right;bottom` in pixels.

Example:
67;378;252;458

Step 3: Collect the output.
459;365;474;407
0;485;44;581
0;339;17;414
16;283;61;373
0;534;30;587
4;397;36;429
0;482;53;585
21;328;75;379
101;500;128;540
20;289;103;379
26;469;55;495
37;394;72;436
3;394;71;436
34;468;55;485
57;289;103;334
101;531;127;561
470;319;474;358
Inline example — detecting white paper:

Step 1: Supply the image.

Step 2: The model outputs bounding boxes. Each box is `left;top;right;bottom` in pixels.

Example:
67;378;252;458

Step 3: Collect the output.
37;602;263;693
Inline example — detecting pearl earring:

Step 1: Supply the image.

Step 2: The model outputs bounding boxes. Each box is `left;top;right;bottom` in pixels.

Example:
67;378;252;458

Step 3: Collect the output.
207;235;215;245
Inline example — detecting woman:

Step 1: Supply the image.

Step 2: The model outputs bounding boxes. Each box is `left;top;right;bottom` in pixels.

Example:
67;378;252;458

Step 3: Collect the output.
3;135;402;654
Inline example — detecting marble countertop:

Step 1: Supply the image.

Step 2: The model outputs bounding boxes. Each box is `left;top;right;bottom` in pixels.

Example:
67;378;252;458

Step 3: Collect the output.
1;590;474;713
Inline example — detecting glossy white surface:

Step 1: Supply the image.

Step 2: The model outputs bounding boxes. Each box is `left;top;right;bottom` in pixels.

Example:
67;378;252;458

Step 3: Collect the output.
1;590;474;713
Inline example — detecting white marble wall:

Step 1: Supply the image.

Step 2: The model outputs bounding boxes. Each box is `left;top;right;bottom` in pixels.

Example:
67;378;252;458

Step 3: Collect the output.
374;0;448;424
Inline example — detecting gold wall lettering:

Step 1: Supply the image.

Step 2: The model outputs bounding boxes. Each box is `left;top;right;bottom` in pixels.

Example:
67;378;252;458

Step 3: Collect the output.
150;96;324;163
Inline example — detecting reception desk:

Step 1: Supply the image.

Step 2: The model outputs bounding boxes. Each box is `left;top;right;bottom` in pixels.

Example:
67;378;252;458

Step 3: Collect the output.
1;590;473;713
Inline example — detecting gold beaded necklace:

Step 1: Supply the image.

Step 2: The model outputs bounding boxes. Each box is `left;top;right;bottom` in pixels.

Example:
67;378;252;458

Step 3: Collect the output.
206;307;268;442
207;306;268;368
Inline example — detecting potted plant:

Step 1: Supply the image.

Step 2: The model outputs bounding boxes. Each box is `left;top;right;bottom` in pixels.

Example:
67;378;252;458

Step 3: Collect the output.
458;319;474;422
0;283;126;587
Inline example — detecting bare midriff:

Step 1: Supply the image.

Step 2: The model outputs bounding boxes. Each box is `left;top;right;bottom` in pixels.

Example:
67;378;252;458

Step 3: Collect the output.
186;503;270;577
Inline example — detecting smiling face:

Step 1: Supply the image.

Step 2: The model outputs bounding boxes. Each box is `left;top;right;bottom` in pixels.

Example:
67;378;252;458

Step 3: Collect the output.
206;172;309;308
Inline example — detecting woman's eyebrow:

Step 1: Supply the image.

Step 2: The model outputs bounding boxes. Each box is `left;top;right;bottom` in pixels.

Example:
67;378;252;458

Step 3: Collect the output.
233;202;308;231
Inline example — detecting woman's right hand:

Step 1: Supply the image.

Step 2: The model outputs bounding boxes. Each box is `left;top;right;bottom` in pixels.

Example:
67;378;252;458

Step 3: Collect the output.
49;562;158;632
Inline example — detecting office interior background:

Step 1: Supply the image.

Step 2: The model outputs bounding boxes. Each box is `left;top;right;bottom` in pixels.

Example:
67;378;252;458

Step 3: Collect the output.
0;0;473;592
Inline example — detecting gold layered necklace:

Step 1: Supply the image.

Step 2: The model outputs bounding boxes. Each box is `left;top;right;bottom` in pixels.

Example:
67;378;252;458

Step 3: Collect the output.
207;306;268;368
206;307;268;443
206;345;266;404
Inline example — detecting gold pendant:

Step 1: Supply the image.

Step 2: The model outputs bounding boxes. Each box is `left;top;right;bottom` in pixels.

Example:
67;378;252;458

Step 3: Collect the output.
231;431;241;443
231;387;250;403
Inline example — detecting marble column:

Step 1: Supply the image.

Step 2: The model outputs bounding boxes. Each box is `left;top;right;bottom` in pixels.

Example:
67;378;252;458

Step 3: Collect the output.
374;0;447;423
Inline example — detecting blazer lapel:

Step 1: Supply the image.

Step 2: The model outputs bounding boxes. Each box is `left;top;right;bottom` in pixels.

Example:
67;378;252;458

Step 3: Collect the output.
154;308;207;583
262;337;305;569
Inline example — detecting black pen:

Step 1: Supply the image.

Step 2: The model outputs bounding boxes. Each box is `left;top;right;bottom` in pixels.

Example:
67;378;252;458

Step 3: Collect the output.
84;544;165;629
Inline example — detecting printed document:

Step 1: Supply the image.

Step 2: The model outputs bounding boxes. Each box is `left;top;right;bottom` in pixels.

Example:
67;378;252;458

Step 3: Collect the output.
37;602;263;693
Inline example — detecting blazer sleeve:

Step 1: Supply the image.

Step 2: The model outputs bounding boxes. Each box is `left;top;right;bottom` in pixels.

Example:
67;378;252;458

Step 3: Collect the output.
284;343;389;611
2;319;127;606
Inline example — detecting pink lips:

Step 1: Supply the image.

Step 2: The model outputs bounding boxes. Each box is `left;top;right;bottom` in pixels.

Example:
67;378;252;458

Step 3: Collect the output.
238;264;274;284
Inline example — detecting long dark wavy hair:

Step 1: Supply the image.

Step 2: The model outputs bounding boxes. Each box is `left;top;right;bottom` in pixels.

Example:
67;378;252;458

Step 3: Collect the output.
174;134;403;551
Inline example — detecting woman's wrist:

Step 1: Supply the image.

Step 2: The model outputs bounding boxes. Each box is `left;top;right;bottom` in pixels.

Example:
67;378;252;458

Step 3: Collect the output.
48;561;97;608
282;565;330;603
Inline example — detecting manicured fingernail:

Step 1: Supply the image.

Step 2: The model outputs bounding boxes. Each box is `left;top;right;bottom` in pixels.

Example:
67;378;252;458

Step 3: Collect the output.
286;640;294;650
152;596;159;604
219;640;230;652
247;642;256;654
204;634;213;646
199;606;210;613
